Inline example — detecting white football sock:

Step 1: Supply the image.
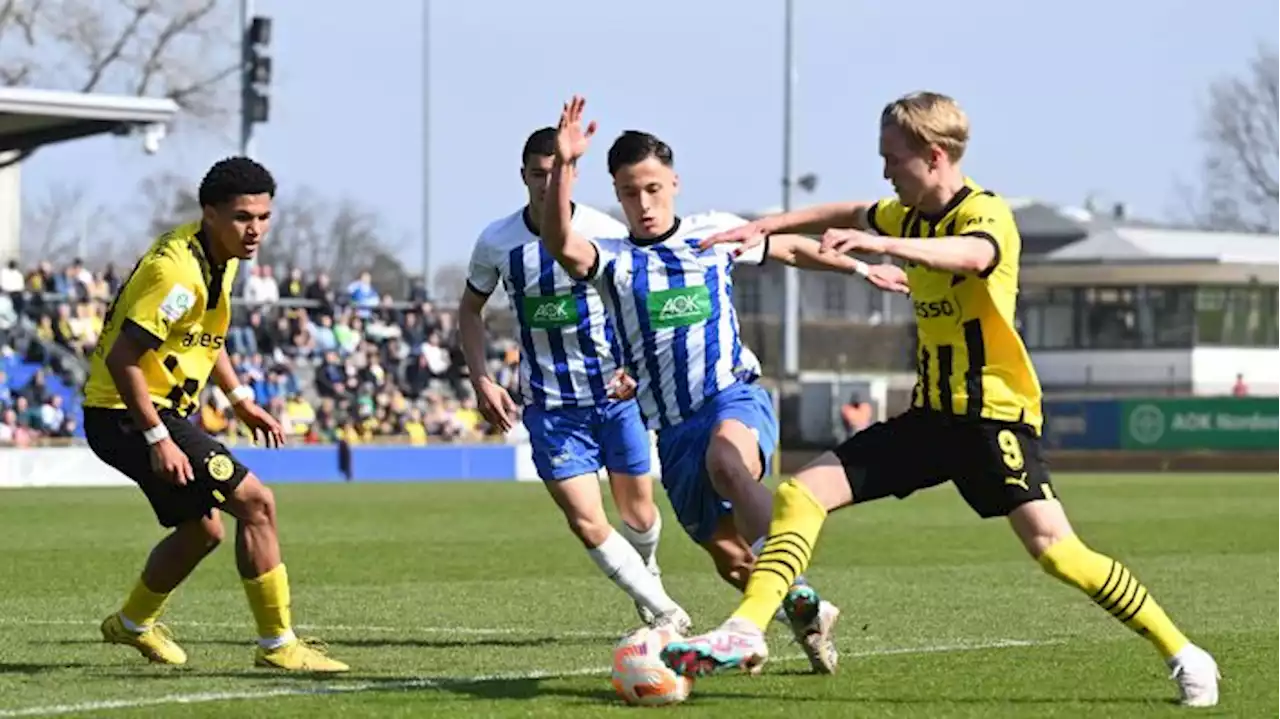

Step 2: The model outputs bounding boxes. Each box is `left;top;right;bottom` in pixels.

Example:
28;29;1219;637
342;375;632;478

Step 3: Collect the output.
588;529;680;617
619;514;662;571
257;629;297;650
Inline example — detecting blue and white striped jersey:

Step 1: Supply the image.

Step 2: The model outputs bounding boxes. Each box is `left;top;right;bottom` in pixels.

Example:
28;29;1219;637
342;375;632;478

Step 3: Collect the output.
587;212;766;430
467;204;629;410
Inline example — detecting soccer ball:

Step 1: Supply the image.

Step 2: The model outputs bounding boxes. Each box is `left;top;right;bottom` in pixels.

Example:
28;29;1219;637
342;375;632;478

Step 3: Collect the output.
611;625;694;706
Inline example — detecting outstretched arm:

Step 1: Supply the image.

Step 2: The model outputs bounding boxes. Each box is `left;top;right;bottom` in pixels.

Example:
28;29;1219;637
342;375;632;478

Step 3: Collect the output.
541;96;601;280
767;234;870;273
703;201;874;249
766;234;909;293
881;236;994;275
820;229;995;276
758;202;875;234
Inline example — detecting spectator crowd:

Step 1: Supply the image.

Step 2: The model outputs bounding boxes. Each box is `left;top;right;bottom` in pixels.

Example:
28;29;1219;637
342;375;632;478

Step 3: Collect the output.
2;258;521;448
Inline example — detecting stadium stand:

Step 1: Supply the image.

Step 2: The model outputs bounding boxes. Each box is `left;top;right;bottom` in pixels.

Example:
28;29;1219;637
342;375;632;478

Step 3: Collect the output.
0;259;518;447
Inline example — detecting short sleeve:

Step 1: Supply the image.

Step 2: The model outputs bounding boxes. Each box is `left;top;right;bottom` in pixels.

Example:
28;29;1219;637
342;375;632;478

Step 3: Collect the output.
584;237;624;282
865;197;907;236
120;257;195;349
702;212;767;266
465;238;501;296
574;209;629;242
953;193;1018;279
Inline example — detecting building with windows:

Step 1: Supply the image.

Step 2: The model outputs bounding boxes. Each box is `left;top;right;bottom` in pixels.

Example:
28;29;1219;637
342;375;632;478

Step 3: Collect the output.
1019;225;1277;396
610;200;1278;398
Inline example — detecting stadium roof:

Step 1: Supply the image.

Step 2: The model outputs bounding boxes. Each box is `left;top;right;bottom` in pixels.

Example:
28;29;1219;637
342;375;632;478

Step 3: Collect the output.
0;87;179;153
1038;227;1279;266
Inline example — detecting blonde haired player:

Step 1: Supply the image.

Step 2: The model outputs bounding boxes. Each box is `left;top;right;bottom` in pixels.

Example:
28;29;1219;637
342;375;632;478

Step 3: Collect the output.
662;92;1220;708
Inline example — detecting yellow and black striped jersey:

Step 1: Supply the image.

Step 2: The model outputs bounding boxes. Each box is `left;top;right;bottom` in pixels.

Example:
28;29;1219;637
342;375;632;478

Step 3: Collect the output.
867;179;1043;431
84;222;238;416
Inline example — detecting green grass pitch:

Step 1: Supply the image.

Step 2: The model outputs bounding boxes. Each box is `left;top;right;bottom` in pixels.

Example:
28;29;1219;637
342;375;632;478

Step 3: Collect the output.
0;473;1274;717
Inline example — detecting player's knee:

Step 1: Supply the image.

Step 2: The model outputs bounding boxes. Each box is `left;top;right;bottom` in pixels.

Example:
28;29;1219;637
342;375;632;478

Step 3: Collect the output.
565;511;611;548
705;435;754;494
1008;498;1075;559
182;514;225;550
615;495;656;534
236;476;276;527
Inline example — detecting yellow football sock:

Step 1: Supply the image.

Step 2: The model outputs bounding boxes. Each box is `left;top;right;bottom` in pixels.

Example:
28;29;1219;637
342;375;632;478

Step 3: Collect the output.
1039;534;1189;659
120;577;171;630
242;564;293;642
731;478;828;631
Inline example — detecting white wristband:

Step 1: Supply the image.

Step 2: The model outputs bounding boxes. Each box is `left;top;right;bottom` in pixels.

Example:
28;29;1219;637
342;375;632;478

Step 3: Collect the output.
228;385;254;405
143;424;170;446
853;260;870;277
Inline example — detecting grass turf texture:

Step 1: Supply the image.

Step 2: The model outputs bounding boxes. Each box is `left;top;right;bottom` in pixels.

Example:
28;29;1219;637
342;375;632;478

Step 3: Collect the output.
0;473;1273;717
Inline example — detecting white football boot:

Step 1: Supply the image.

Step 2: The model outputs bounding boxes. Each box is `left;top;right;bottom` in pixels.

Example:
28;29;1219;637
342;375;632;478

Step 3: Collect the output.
1168;644;1220;708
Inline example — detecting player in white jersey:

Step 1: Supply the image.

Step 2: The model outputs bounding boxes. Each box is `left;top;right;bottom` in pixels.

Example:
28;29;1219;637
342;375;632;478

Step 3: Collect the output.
460;127;690;631
540;97;910;673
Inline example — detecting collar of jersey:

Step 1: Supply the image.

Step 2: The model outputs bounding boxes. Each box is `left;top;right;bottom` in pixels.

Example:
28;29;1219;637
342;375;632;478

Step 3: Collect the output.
194;228;229;271
522;202;576;236
915;181;976;225
628;217;681;247
193;227;229;308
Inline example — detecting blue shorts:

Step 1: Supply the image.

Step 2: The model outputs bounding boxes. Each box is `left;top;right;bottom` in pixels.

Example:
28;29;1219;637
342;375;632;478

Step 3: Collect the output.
523;400;652;482
655;382;778;544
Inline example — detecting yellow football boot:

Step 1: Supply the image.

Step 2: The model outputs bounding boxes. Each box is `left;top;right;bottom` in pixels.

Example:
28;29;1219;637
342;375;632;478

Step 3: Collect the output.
100;613;188;665
255;637;349;672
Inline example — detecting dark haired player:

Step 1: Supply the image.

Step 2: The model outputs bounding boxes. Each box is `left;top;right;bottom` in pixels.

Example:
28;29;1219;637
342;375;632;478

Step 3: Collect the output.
84;157;349;672
460;127;690;631
540;96;911;674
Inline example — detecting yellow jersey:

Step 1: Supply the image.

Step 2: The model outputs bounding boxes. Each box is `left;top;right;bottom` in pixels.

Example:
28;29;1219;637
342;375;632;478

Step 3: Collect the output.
84;222;239;416
866;179;1043;431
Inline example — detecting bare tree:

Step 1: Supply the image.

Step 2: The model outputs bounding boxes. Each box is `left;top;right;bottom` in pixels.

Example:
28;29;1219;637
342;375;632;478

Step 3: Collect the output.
431;263;468;304
0;0;239;168
1185;44;1279;233
19;182;124;267
137;175;412;293
261;194;410;294
138;169;198;240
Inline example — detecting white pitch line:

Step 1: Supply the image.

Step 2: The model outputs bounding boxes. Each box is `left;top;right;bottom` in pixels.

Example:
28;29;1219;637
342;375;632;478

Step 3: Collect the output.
4;618;618;639
0;638;1054;718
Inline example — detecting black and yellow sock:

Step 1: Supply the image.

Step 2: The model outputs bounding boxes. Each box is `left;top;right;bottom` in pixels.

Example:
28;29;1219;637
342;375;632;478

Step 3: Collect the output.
1039;534;1189;659
120;577;172;630
731;478;828;631
242;564;293;645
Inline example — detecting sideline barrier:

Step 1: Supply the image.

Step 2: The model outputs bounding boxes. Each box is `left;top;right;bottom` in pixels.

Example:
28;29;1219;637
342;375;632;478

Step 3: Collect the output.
0;442;662;488
1118;397;1278;450
346;445;516;483
1042;400;1122;450
234;446;347;484
1043;397;1277;451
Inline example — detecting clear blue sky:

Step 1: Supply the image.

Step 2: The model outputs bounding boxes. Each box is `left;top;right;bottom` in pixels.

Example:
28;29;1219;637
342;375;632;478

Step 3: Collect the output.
19;0;1279;282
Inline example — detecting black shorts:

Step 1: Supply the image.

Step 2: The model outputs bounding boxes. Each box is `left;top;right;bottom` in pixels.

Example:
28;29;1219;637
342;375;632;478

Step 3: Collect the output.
832;409;1054;518
84;407;250;528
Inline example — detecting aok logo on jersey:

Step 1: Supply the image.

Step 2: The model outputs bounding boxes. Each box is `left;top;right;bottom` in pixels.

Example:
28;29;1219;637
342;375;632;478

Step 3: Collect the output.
523;294;580;329
647;286;712;329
